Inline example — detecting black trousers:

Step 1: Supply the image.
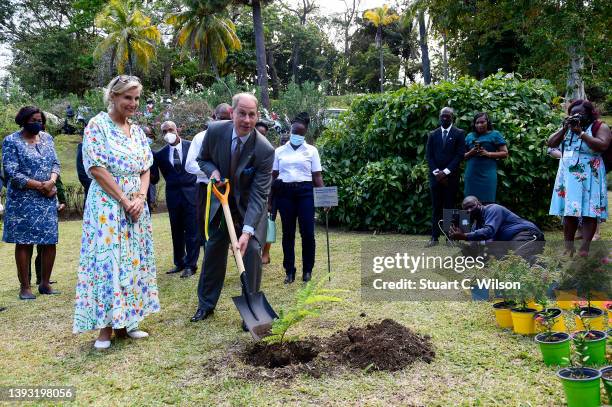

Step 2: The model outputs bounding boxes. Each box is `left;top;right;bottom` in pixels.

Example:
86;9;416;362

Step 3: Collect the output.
276;182;315;276
429;176;459;239
195;182;208;247
196;210;262;311
168;190;199;269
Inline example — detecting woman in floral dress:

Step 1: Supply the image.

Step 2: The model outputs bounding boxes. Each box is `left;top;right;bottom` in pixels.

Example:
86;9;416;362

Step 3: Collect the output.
548;99;611;255
73;75;160;349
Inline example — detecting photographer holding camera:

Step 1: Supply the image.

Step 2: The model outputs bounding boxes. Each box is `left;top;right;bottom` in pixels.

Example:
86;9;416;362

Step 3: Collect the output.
548;99;611;256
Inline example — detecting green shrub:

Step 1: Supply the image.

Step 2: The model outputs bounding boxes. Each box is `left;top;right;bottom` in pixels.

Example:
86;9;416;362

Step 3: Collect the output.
271;81;329;140
319;72;562;233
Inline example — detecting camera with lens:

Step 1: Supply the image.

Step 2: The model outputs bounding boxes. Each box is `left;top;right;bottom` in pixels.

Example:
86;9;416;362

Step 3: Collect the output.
564;113;582;127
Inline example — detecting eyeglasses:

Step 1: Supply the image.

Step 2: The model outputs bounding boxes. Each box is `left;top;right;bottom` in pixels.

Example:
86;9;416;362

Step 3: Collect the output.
111;75;141;88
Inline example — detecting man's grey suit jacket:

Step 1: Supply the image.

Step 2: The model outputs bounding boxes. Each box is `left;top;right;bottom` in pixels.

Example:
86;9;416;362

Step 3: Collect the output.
196;120;274;244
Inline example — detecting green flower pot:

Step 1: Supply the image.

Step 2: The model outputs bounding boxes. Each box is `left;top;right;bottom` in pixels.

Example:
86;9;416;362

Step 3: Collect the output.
557;367;601;407
534;332;570;366
601;366;612;405
572;330;608;366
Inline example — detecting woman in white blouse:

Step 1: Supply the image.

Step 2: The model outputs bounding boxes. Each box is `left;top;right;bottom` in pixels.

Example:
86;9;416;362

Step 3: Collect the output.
271;113;324;284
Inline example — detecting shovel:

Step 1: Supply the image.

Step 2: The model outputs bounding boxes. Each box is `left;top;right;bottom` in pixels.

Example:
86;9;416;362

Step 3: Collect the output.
211;180;278;340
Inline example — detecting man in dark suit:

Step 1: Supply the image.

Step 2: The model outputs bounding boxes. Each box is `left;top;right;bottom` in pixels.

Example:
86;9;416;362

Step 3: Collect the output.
76;141;92;204
425;107;466;247
191;93;274;322
151;121;199;278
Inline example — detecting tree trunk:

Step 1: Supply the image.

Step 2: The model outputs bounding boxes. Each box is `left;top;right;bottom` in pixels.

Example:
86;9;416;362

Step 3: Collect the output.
418;10;431;85
565;44;585;102
267;48;280;99
377;26;383;92
442;31;448;81
127;36;133;76
291;40;300;83
251;1;270;109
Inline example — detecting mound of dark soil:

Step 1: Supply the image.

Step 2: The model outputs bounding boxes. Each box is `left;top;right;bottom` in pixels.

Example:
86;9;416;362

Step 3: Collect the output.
326;319;435;371
244;340;320;368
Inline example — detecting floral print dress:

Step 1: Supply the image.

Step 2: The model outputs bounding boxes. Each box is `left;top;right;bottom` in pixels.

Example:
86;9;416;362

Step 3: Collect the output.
549;123;608;220
73;112;160;333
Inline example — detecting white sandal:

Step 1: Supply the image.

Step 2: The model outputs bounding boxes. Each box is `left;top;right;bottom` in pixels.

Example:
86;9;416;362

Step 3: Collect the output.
94;340;111;350
127;330;149;339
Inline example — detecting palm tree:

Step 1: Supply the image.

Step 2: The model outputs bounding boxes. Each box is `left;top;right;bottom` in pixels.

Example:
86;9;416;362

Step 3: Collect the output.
93;0;161;75
167;0;242;81
233;0;273;109
363;5;399;92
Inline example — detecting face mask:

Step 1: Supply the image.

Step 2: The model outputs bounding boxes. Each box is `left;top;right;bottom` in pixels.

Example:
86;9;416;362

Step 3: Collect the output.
147;137;154;145
289;134;304;146
164;132;177;144
24;122;42;134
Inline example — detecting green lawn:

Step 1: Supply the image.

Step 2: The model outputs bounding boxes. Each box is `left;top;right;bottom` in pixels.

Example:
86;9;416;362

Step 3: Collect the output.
0;209;610;406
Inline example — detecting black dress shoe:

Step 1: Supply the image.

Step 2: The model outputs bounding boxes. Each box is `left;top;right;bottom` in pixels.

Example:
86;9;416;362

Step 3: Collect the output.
38;286;61;295
424;239;439;248
180;267;196;278
19;292;36;300
0;306;6;312
190;308;214;322
302;272;312;282
284;274;295;284
166;266;184;274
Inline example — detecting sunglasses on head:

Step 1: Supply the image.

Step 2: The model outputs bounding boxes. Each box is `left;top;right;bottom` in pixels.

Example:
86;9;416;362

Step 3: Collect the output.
111;75;141;88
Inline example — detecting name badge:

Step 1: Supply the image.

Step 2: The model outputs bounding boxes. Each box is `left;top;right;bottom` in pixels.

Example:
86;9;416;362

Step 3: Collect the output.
563;151;574;159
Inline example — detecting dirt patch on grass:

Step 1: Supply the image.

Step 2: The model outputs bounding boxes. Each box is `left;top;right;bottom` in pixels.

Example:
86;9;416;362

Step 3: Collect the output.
326;319;435;371
244;340;320;368
239;319;434;377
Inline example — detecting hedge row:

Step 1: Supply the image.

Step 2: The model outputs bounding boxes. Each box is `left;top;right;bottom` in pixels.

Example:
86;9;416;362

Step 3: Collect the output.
318;73;563;233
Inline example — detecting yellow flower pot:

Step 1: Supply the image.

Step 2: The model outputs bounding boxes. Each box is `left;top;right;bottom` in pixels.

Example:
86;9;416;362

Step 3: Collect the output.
555;289;581;310
535;309;567;333
527;300;544;311
511;308;537;335
574;307;605;331
493;302;514;328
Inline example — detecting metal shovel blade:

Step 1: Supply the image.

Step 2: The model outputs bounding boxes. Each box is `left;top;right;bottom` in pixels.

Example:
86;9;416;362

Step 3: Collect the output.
232;291;278;340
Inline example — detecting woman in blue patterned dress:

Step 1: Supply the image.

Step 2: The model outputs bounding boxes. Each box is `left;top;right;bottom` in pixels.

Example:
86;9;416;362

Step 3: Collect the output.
73;76;160;350
463;112;509;203
2;106;61;300
548;99;611;255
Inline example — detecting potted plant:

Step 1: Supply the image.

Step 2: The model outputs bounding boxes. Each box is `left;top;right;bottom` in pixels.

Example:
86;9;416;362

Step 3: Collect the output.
534;295;566;334
534;311;570;366
557;335;602;407
495;254;547;335
601;366;612;405
488;256;516;328
571;307;608;366
558;249;612;328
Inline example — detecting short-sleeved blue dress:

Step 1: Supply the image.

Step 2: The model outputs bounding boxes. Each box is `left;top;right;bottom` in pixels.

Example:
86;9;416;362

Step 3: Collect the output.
464;130;507;203
2;131;60;244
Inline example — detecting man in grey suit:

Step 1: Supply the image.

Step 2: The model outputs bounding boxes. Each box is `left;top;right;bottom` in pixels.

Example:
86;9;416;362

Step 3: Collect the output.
191;93;274;323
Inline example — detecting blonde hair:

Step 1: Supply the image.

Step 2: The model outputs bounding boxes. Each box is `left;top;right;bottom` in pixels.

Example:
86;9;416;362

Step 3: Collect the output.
104;75;143;111
231;93;258;110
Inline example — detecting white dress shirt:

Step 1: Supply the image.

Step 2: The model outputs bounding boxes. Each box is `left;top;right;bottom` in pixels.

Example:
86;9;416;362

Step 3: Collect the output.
432;126;452;176
185;131;209;183
168;138;183;164
273;142;322;182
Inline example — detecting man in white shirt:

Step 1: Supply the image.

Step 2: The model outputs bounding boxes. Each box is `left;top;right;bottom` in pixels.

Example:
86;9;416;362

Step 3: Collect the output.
151;121;199;278
185;103;233;248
